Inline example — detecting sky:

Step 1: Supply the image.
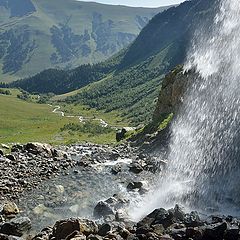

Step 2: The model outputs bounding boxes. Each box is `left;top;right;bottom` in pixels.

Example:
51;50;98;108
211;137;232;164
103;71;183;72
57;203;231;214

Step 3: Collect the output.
78;0;186;8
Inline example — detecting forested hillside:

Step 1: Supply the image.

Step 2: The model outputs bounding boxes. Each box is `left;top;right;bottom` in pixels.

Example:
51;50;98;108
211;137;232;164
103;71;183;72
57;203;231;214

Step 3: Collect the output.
0;0;166;82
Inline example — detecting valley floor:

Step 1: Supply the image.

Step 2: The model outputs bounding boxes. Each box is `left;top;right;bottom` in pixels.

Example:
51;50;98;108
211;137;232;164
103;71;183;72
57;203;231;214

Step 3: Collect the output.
0;89;128;145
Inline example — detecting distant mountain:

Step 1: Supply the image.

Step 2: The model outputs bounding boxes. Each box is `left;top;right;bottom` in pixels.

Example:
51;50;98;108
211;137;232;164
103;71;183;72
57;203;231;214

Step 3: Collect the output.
0;0;168;82
10;0;217;125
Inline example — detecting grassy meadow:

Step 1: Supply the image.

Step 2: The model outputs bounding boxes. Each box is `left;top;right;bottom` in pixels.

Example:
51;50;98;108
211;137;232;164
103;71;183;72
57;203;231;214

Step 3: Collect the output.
0;89;126;145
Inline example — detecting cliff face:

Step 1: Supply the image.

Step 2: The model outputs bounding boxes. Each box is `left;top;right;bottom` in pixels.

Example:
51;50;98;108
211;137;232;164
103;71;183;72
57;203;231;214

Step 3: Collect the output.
153;66;190;123
129;66;194;152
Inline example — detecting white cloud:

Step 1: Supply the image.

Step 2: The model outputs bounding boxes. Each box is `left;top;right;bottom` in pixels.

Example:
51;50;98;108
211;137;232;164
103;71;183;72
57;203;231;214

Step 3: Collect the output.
76;0;186;8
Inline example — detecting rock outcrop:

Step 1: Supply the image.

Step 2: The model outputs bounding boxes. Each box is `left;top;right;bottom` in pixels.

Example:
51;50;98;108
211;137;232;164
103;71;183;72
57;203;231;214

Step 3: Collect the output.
32;204;240;240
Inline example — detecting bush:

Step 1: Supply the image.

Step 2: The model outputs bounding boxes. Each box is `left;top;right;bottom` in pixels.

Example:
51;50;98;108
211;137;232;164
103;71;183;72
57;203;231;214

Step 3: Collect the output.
0;89;11;95
61;121;113;135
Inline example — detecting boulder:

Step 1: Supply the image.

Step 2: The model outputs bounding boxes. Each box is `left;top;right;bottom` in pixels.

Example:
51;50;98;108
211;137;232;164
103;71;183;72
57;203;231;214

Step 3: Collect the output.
127;182;143;191
129;163;143;174
79;219;98;236
116;128;135;142
0;149;3;156
65;231;86;240
52;218;98;240
152;224;165;236
0;217;31;236
0;234;10;240
24;143;55;157
169;228;186;239
147;208;174;228
5;155;16;161
111;164;122;175
2;202;19;216
52;219;81;240
202;222;227;240
11;144;23;152
98;223;111;236
184;211;202;227
224;226;240;240
31;227;52;240
173;204;185;221
93;201;115;219
87;235;103;240
186;227;204;239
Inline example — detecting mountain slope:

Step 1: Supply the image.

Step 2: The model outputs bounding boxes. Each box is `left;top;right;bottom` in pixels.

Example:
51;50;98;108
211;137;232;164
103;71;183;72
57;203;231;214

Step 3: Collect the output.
0;0;167;82
10;0;217;125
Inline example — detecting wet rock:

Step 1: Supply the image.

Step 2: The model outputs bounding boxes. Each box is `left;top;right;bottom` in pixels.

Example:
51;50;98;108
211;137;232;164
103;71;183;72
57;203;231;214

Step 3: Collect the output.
0;233;11;240
119;228;130;239
93;201;115;219
202;222;227;240
184;211;202;227
111;164;122;175
225;216;233;223
148;208;174;228
11;144;24;153
87;234;103;240
152;224;165;236
129;163;143;174
52;219;81;240
79;219;98;236
186;227;204;239
98;223;111;236
137;216;155;228
173;204;185;221
211;215;223;224
126;233;139;240
169;228;186;239
224;225;240;240
0;217;31;236
2;202;19;216
136;226;151;235
115;210;128;222
31;227;52;240
65;231;86;240
127;182;143;191
5;155;16;161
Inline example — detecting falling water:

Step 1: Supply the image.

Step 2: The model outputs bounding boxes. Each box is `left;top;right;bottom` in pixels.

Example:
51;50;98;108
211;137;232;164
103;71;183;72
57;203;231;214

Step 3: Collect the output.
130;0;240;220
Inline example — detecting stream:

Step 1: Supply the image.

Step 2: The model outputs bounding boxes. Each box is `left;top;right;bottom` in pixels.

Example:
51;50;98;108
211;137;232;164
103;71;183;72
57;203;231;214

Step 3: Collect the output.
15;145;156;234
49;105;110;128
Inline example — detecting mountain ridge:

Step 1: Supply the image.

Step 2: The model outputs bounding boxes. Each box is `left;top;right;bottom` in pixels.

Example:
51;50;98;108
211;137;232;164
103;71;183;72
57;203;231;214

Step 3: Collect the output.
0;0;169;82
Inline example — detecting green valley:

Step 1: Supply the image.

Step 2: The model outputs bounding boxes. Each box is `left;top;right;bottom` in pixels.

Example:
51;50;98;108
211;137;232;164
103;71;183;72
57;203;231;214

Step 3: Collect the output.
0;88;128;144
11;0;215;127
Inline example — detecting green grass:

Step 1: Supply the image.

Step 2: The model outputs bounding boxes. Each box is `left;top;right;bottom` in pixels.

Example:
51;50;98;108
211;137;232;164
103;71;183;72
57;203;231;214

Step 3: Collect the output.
0;89;129;145
58;103;129;128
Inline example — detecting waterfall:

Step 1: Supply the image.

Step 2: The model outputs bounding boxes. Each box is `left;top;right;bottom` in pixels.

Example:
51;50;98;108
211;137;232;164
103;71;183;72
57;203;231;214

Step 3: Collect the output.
129;0;240;221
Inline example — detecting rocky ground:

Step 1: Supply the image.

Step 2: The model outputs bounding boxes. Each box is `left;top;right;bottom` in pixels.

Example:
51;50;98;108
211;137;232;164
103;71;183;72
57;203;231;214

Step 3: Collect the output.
0;143;240;240
0;142;157;201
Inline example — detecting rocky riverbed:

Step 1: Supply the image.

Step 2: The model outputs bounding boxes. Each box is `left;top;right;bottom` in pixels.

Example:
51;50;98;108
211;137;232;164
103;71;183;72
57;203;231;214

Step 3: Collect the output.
0;142;161;238
1;143;240;240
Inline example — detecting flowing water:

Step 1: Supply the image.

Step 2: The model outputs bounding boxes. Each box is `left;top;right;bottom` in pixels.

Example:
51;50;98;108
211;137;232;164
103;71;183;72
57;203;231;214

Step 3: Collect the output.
16;146;155;233
129;0;240;221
